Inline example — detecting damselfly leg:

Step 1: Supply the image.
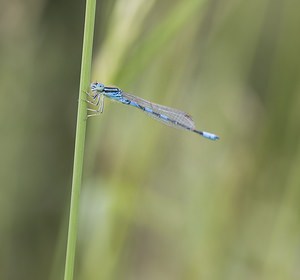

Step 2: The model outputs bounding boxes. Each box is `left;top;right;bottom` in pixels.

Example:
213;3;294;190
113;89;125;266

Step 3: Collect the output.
85;91;104;117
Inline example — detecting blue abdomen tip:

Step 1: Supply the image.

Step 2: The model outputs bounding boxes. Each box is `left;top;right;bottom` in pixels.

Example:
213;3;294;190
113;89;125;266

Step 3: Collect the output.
202;132;220;140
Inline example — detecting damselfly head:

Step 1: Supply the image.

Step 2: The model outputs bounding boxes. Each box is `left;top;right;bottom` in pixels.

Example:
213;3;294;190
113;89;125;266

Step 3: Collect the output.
91;82;105;93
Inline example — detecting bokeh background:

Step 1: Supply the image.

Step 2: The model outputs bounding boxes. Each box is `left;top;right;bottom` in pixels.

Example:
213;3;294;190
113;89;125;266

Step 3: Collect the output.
1;0;300;279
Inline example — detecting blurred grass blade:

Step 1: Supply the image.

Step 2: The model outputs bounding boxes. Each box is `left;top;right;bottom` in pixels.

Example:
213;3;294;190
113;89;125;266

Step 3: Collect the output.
64;0;96;279
115;0;207;83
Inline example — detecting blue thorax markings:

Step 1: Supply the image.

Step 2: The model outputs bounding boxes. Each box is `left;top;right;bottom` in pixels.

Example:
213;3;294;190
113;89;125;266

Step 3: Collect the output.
103;87;122;99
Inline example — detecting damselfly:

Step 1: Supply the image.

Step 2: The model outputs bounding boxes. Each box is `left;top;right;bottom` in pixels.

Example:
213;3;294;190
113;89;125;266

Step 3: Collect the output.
86;82;219;141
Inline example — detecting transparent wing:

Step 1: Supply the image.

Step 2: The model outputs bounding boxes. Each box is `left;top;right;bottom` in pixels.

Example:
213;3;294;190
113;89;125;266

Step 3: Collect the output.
122;91;196;131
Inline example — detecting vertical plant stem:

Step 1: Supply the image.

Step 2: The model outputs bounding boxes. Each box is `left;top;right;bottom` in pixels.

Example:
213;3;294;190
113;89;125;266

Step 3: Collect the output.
64;0;96;279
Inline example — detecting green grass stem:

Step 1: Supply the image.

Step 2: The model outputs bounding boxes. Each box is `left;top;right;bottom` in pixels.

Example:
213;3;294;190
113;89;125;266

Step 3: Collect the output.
64;0;96;279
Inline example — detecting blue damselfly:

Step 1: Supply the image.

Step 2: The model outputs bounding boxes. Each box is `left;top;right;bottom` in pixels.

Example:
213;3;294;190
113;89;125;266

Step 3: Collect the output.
86;82;219;141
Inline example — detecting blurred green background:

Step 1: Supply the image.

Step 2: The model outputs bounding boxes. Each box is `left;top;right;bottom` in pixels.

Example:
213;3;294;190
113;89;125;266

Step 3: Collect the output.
1;0;300;279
